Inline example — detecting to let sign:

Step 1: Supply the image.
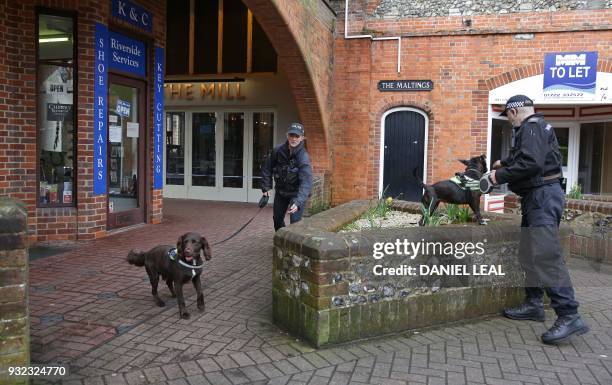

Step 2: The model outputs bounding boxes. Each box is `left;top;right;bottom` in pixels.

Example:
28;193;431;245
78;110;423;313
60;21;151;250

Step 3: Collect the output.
378;80;434;91
112;0;152;32
543;51;598;101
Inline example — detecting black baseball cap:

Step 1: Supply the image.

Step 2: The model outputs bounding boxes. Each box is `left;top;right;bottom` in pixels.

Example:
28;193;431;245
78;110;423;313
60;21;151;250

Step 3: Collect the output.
287;122;305;136
500;94;534;116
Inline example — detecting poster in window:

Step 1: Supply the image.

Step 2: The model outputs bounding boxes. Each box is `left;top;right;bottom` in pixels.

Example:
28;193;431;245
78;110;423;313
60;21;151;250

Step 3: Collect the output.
39;65;73;152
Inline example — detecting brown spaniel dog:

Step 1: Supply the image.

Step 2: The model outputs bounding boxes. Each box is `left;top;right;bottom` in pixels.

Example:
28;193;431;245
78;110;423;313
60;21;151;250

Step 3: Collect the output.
127;232;212;319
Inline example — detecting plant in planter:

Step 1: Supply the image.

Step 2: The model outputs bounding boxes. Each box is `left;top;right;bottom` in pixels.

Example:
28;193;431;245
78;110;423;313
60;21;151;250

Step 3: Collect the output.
567;183;582;200
445;203;472;224
420;203;444;226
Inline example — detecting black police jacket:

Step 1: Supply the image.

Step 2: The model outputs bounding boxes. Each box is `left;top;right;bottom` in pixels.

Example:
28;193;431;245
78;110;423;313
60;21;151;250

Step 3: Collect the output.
495;113;563;196
261;141;313;208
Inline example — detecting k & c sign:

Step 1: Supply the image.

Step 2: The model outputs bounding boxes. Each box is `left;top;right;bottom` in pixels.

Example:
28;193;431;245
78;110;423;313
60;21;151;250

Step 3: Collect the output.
112;0;152;32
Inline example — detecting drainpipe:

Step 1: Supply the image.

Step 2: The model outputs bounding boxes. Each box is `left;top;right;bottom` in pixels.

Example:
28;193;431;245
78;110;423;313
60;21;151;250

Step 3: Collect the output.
344;0;402;73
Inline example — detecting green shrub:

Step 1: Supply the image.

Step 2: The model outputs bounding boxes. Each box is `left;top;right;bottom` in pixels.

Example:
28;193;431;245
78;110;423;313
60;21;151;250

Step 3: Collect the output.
567;183;582;200
445;204;471;224
420;203;444;226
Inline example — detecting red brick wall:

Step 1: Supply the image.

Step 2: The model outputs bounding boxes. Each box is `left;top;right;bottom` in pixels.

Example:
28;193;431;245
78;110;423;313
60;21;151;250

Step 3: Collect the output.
0;0;166;242
331;7;612;204
243;0;336;173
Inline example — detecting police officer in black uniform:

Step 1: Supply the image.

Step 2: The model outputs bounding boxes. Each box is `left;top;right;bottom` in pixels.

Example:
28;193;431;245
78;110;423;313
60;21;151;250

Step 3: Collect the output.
489;95;589;344
261;123;313;231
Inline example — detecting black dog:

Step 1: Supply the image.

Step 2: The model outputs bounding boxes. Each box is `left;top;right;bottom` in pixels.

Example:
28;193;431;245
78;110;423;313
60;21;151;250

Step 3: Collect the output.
414;154;488;225
127;232;212;319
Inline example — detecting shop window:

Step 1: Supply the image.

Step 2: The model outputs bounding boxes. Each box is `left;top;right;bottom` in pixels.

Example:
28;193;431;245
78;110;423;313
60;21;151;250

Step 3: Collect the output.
166;113;185;185
37;11;76;207
166;0;190;75
194;0;219;74
578;122;612;195
222;0;248;73
252;17;277;72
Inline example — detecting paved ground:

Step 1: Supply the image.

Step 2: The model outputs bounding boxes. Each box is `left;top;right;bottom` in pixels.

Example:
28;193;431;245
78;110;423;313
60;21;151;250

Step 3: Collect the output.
28;199;612;385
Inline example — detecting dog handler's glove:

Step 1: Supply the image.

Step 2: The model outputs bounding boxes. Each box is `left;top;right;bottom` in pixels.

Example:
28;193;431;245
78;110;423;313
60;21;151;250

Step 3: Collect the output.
258;194;269;208
479;172;496;194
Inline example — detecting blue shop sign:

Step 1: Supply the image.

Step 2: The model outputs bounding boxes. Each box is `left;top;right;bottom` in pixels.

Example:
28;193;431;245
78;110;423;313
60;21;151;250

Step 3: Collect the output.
544;51;598;99
94;23;108;195
109;31;146;77
112;0;152;32
153;47;164;189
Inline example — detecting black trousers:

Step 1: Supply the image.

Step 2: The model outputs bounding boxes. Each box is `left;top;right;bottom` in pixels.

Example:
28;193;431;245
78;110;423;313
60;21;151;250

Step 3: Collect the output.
273;193;305;231
519;182;578;316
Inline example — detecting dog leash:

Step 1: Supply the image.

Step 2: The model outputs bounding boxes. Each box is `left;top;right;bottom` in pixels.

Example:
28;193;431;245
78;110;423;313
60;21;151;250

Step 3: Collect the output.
211;203;267;246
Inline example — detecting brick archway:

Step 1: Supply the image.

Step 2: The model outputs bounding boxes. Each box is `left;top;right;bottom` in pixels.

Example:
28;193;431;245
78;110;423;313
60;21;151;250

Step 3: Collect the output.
242;0;335;172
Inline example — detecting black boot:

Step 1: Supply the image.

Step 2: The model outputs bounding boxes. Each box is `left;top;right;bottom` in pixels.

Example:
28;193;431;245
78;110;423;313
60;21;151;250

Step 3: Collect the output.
503;302;545;322
541;314;589;345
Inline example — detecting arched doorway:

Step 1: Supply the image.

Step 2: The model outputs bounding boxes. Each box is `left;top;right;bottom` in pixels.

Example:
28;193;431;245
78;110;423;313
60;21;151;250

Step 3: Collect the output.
379;107;428;202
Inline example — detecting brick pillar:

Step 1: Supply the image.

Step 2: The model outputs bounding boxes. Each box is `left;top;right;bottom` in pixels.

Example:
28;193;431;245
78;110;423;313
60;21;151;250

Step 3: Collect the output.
0;198;29;384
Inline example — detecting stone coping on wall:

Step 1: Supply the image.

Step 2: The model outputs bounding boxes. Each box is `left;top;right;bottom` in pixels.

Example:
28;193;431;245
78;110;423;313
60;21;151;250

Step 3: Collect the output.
272;199;534;347
505;193;612;215
0;198;30;384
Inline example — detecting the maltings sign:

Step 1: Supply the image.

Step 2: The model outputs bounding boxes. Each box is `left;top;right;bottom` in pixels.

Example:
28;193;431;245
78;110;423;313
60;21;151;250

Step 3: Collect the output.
378;80;434;92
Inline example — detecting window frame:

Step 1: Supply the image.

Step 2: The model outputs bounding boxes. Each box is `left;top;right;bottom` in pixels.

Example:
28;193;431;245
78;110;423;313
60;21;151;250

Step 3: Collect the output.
35;7;78;208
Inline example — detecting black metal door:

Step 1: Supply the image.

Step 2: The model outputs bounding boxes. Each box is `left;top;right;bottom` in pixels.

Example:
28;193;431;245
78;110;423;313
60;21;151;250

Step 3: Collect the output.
382;110;425;201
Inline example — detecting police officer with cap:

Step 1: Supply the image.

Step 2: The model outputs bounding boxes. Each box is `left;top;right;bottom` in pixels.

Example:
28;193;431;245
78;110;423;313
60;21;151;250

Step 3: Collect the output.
488;94;588;344
261;123;313;231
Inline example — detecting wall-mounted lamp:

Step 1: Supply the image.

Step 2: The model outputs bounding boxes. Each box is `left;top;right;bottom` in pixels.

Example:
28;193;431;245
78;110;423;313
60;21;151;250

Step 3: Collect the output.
39;36;69;43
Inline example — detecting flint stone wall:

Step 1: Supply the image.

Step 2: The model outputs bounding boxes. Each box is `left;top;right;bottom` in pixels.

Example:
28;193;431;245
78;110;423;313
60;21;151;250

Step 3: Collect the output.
0;198;29;384
273;199;530;347
371;0;611;18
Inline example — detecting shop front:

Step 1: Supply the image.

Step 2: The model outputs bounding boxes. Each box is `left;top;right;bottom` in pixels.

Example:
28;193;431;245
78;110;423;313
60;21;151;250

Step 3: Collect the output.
488;52;612;205
163;76;300;203
11;0;168;241
93;14;160;230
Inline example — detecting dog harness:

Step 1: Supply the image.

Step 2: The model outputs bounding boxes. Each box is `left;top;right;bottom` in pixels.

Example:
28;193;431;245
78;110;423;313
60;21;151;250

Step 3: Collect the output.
167;248;204;277
450;173;481;191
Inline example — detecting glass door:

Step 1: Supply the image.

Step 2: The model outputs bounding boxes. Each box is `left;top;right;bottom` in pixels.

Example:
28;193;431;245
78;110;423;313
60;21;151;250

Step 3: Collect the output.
187;112;218;200
163;112;187;199
163;110;276;202
107;76;146;229
220;112;247;201
553;122;579;193
247;112;275;203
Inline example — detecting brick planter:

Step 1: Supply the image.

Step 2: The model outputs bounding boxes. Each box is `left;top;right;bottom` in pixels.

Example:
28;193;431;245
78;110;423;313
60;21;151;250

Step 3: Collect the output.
272;200;528;347
505;194;611;265
0;198;29;384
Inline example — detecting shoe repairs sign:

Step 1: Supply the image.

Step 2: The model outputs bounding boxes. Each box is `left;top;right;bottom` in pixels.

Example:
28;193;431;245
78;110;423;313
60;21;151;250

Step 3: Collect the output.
378;80;434;91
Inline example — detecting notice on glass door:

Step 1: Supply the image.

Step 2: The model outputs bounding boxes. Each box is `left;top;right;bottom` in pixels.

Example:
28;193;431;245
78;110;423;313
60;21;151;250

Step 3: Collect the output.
127;122;139;138
109;125;122;143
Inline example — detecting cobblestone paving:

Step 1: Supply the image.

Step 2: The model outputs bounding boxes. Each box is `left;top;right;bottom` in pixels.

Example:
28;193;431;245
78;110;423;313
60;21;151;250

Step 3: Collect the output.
28;200;612;385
